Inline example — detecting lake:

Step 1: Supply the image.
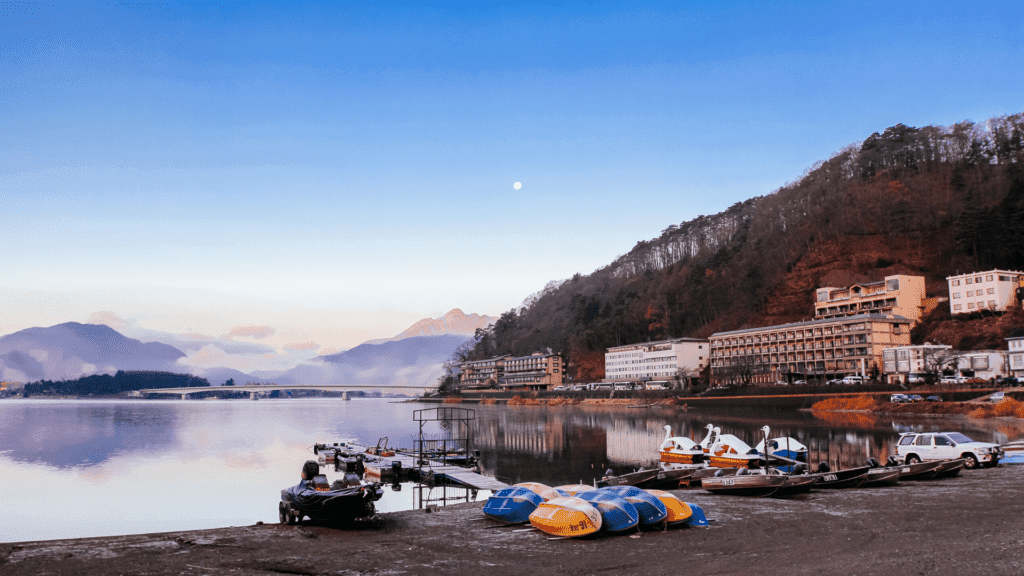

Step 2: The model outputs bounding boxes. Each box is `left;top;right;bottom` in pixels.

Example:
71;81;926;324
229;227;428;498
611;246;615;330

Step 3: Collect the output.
1;397;1019;543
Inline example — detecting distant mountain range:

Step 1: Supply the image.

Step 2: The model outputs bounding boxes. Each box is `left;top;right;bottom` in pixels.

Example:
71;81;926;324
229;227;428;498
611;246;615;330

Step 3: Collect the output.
0;309;493;388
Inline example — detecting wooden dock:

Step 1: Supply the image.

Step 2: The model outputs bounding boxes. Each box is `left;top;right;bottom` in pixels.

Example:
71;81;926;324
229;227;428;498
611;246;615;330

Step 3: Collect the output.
319;444;508;492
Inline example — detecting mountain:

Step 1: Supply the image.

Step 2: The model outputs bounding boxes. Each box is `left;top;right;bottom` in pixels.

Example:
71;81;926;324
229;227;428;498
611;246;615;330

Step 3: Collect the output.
462;113;1024;380
363;309;495;344
0;322;186;382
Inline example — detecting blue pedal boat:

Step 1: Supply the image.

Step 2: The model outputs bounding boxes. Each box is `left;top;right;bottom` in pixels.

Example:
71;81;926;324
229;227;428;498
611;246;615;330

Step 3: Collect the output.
575;490;640;533
597;486;668;527
682;502;710;527
483;487;544;524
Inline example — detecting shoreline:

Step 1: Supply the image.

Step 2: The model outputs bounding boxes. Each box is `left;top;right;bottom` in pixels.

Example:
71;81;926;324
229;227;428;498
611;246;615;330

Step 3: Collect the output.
5;465;1024;575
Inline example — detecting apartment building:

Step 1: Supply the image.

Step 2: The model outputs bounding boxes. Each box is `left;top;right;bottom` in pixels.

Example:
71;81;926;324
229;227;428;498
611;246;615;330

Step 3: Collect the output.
604;337;709;383
947;270;1024;314
458;352;564;391
709;314;912;384
1008;332;1024;378
814;275;927;324
502;352;564;390
881;344;952;382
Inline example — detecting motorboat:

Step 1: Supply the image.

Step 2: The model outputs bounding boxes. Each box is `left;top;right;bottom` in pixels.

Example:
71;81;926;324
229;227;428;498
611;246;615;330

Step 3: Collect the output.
598;486;669;527
808;463;870;489
575;490;640;533
659;425;706;465
861;467;902;488
278;461;383;525
596;468;659;488
1000;440;1024;464
700;467;787;497
528;496;603;537
935;458;966;478
483;487;544;524
870;457;944;481
645;463;698;489
773;473;818;496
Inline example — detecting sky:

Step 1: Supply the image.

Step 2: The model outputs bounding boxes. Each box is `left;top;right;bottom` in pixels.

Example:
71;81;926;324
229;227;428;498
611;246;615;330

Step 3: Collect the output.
2;0;1024;371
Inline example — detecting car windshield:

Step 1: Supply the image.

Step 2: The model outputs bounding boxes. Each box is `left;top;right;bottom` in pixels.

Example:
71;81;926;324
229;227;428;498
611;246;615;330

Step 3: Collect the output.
947;433;974;444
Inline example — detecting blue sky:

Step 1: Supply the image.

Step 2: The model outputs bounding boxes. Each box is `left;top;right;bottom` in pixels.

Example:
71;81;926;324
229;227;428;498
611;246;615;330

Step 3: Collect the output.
2;1;1023;368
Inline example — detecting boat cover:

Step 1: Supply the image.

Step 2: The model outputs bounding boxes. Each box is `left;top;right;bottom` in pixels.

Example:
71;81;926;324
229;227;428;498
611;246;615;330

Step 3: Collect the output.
280;481;382;518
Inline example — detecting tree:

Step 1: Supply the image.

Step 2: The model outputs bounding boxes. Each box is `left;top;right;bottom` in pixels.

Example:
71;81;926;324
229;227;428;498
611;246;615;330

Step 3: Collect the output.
224;378;235;386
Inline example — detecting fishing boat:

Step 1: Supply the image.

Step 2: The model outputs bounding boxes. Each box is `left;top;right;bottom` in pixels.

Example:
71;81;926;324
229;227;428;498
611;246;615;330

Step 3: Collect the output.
861;467;902;488
596;468;659;488
773;473;818;495
808;463;870;489
659;425;706;465
935;458;966;478
688;466;738;487
700;468;787;497
1000;440;1024;464
598;486;669;527
483;487;544;524
645;464;698;489
870;457;944;481
707;430;763;469
514;482;564;501
528;496;603;538
575;490;640;533
645;489;694;525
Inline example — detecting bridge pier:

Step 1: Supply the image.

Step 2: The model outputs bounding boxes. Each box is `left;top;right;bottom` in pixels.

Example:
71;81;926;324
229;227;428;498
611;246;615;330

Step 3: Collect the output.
250;392;258;400
181;393;189;400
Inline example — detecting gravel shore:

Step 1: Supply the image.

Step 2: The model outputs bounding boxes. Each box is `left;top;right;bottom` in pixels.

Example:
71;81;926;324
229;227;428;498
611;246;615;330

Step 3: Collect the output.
4;465;1023;576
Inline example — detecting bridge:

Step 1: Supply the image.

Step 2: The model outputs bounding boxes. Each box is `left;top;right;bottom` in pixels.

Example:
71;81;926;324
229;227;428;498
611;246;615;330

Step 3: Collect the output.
140;384;436;400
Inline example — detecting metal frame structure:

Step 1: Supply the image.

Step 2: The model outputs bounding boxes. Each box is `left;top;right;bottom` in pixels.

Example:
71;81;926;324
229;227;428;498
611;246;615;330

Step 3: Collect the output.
413;407;476;472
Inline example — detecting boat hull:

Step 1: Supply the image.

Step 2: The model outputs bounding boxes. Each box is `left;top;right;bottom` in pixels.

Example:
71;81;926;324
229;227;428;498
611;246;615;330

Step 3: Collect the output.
528;497;603;538
701;472;786;496
809;466;871;489
659;451;704;465
597;469;659;488
575;490;640;533
483;487;543;524
599;486;669;526
514;482;563;501
862;469;902;488
935;458;965;478
773;474;818;496
646;468;698;490
894;460;944;481
646;489;694;525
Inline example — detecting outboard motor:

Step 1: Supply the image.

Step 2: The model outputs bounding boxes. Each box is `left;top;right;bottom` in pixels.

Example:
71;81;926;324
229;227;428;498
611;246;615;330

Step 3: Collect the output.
302;460;320;481
817;461;831;473
867;458;881;469
886;456;901;467
341;457;362;487
792;464;806;475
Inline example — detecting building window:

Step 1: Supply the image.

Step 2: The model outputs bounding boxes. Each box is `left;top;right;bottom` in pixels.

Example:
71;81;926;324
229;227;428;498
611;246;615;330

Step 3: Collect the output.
989;300;997;308
954;304;962;310
986;275;993;281
966;291;973;297
968;302;975;309
952;279;960;286
987;288;994;294
966;278;973;284
976;276;982;283
953;293;960;298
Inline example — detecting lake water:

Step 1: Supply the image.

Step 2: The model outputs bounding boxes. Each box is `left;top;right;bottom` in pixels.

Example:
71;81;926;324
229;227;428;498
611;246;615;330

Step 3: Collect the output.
2;398;1020;543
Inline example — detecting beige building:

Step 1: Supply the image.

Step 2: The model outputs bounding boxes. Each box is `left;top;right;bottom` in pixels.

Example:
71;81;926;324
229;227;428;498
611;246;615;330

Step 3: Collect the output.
947;269;1024;314
458;352;564;391
709;314;912;384
604;338;709;383
815;275;927;324
501;352;564;390
881;344;952;382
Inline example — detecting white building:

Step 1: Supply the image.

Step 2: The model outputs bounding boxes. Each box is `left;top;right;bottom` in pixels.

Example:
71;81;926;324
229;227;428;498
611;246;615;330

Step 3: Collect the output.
605;337;709;383
881;344;952;382
947;269;1024;314
1008;333;1024;378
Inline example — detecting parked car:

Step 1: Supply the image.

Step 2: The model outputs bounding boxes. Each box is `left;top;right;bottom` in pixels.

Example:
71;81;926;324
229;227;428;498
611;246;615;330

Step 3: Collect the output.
826;378;843;385
908;394;924;403
613;383;631;391
890;394;910;403
926;395;942;402
907;374;926;384
792;379;807;385
644;382;666;390
939;375;966;384
553;385;566;391
894;431;1003;468
841;376;864;385
571;385;585;391
990;392;1005;403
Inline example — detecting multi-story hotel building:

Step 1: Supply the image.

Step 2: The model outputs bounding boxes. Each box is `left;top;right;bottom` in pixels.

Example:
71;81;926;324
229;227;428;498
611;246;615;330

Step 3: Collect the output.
458;356;507;389
709;314;912;384
947;270;1024;314
502;352;564;390
604;338;709;383
814;275;927;324
458;352;564;391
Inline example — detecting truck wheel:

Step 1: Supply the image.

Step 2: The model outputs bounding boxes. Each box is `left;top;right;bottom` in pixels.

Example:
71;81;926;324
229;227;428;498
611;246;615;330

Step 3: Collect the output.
906;455;921;464
962;454;979;469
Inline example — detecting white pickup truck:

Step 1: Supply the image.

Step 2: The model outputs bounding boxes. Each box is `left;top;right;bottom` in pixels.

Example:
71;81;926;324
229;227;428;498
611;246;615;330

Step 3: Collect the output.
894;431;1003;469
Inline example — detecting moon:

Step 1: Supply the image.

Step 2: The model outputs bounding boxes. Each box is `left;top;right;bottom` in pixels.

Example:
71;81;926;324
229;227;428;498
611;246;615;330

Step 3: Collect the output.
513;182;522;190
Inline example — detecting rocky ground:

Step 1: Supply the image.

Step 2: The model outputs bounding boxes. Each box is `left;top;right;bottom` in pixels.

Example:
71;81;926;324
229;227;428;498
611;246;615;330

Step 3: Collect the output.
4;465;1024;576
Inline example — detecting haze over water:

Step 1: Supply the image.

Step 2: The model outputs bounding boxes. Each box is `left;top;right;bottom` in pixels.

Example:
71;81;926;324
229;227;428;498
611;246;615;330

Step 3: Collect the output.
1;398;1017;543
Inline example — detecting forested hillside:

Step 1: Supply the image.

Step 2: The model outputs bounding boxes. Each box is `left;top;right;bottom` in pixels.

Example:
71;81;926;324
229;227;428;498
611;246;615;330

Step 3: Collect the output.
463;113;1024;380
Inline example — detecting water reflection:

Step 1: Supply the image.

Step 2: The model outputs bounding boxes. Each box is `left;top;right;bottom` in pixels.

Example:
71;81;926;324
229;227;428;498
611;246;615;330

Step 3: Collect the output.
0;398;1018;543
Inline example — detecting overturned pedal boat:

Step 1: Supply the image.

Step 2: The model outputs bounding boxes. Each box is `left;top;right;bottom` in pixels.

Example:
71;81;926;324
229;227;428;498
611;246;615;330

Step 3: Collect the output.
575;490;640;533
483;487;544;524
528;496;603;538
